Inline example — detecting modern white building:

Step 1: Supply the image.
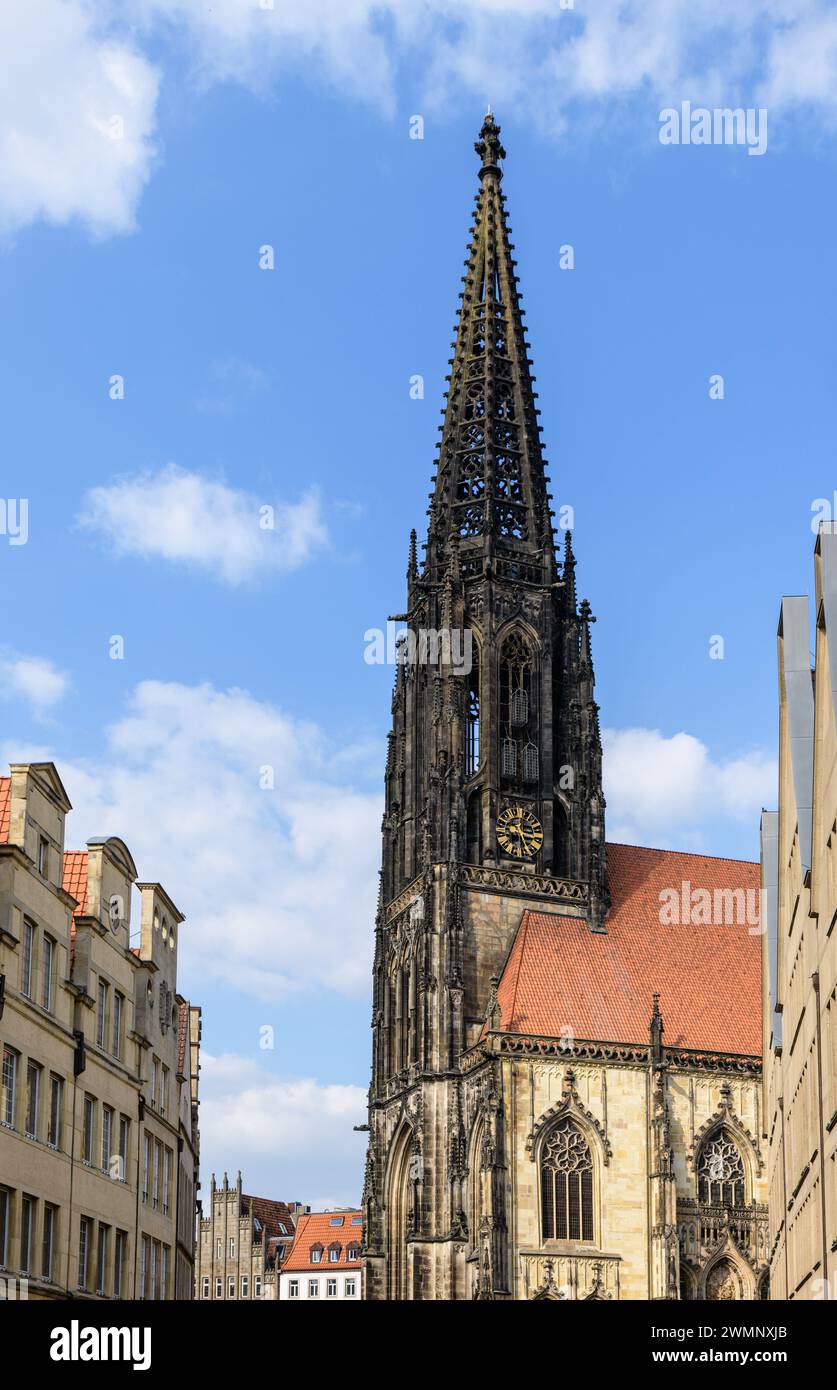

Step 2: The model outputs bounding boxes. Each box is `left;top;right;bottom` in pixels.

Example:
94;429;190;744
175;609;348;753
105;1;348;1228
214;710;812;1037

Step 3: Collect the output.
278;1210;363;1301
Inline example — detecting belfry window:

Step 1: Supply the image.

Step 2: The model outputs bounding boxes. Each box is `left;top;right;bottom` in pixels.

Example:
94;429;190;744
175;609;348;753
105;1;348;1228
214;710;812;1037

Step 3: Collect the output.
500;634;536;782
697;1131;746;1207
541;1118;594;1242
466;647;480;775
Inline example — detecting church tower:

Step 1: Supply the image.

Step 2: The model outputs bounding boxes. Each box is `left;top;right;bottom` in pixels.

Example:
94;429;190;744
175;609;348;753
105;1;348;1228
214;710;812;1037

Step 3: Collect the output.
362;114;609;1300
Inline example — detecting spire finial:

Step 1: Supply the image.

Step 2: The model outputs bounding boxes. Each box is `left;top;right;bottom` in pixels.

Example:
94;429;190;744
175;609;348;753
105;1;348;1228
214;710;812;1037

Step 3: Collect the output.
475;111;506;178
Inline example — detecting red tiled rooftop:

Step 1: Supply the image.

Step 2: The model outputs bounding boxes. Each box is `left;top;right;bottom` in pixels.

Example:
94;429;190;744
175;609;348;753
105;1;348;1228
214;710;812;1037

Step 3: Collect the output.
0;777;10;841
491;842;761;1057
281;1211;364;1273
242;1195;297;1241
62;850;88;917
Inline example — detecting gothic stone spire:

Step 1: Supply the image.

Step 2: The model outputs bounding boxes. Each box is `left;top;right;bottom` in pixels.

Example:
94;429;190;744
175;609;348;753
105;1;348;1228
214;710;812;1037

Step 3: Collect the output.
426;112;555;581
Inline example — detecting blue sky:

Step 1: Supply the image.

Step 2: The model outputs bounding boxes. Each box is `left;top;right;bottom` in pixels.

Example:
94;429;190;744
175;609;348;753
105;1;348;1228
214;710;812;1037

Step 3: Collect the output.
1;1;837;1206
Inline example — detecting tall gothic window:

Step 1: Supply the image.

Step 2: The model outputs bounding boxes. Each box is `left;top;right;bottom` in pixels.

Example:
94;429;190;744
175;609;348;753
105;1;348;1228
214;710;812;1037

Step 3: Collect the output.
697;1130;745;1207
466;646;480;776
540;1119;594;1242
500;633;535;781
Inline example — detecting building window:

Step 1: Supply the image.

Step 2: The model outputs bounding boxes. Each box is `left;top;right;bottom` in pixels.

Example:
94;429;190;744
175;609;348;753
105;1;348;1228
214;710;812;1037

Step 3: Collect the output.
152;1141;161;1209
42;1205;56;1281
161;1245;169;1299
82;1095;96;1165
1;1048;17;1128
0;1188;8;1266
345;1278;357;1297
254;1274;262;1298
160;1065;168;1116
38;837;49;877
20;1195;34;1274
78;1216;92;1291
697;1130;746;1207
100;1106;114;1175
241;1274;249;1298
310;1245;322;1264
42;935;55;1012
540;1118;594;1242
289;1279;299;1298
214;1277;222;1298
308;1279;319;1298
351;1216;363;1225
228;1274;235;1299
48;1075;63;1149
216;1238;222;1259
142;1134;151;1203
150;1057;158;1109
139;1235;150;1299
328;1244;340;1263
163;1148;171;1216
96;980;110;1048
202;1276;210;1299
347;1244;359;1261
114;1230;127;1298
229;1237;235;1258
25;1061;41;1139
151;1240;159;1300
118;1115;130;1181
96;1224;109;1295
329;1216;344;1227
21;920;35;998
112;993;124;1059
326;1278;337;1298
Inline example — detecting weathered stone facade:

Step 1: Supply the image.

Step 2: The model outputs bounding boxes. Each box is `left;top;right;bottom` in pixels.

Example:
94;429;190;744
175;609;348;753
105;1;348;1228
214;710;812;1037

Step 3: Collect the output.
362;116;768;1301
762;526;837;1299
195;1172;303;1300
0;760;200;1300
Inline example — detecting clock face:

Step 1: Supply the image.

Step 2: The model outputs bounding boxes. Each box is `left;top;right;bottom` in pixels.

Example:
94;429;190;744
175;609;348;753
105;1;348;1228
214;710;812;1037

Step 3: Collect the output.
497;805;543;859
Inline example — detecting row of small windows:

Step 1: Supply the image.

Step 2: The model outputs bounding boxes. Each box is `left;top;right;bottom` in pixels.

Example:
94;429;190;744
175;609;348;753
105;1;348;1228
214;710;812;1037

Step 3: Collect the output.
202;1274;262;1299
1;1043;132;1174
1;1041;175;1215
288;1277;358;1299
0;1186;133;1297
310;1241;360;1264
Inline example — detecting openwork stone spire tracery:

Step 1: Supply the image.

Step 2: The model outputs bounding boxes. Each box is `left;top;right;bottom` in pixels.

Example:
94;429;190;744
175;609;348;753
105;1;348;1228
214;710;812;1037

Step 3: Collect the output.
426;113;554;578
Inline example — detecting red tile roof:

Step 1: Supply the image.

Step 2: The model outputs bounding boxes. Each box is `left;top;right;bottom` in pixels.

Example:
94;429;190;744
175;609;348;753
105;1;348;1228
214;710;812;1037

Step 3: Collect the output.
281;1211;364;1273
62;850;89;916
491;842;761;1057
0;777;10;841
242;1195;297;1242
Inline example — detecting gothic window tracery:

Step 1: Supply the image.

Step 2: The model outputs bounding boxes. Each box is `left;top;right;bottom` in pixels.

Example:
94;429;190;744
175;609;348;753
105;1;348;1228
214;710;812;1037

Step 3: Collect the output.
540;1118;594;1243
500;634;536;782
697;1130;746;1207
466;646;480;777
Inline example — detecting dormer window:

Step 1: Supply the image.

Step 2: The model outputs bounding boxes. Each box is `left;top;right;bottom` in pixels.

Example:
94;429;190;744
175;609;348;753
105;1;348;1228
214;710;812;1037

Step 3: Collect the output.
310;1245;323;1264
328;1244;341;1263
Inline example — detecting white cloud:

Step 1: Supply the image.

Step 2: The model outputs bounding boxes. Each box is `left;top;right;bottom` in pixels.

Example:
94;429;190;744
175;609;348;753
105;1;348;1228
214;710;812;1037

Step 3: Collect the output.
131;0;837;128
602;726;776;851
0;653;69;715
77;465;328;584
6;2;837;238
199;1053;367;1206
0;0;159;237
55;679;380;1000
